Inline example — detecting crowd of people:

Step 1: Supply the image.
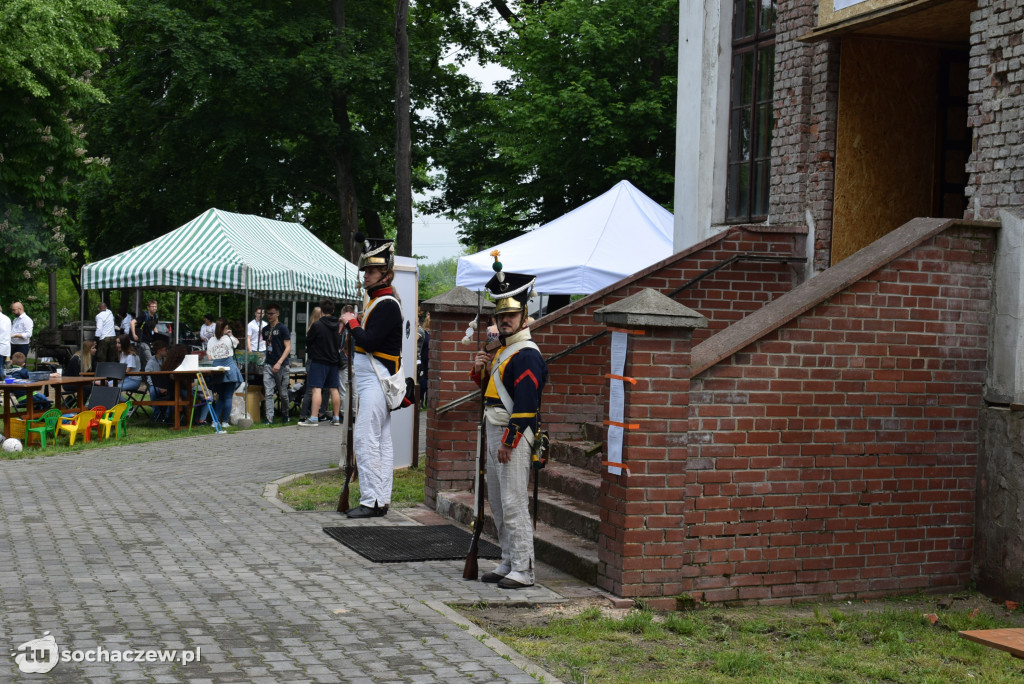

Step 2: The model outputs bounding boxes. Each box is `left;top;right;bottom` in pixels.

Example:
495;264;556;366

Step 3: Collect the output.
2;238;547;591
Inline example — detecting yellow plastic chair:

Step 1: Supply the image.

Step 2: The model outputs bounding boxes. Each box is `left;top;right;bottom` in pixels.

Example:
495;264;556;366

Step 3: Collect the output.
58;410;97;446
98;403;129;440
25;408;63;448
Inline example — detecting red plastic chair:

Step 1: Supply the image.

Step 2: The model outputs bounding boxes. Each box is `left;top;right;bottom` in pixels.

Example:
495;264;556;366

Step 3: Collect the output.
87;406;107;441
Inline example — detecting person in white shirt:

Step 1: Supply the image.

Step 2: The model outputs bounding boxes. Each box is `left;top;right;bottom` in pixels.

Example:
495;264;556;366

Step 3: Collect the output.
246;308;267;354
0;304;11;380
206;318;244;425
119;309;134;336
199;314;216;351
95;301;118;363
10;301;32;358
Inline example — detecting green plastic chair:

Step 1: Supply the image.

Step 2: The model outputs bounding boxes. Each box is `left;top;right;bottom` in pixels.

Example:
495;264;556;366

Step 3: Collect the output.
25;408;64;448
120;399;133;437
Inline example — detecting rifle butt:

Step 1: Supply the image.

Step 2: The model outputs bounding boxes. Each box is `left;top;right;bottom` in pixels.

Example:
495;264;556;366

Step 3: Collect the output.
462;536;480;580
337;467;352;512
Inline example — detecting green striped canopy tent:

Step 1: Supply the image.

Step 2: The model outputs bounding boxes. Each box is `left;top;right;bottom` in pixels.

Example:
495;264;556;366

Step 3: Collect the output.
81;208;359;299
80;209;360;414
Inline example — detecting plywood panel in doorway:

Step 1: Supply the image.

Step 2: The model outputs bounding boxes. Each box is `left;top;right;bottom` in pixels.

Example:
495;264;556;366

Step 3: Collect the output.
832;37;939;264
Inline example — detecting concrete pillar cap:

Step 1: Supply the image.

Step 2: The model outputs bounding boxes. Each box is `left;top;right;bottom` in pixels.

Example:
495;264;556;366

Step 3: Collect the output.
421;286;496;315
594;289;708;329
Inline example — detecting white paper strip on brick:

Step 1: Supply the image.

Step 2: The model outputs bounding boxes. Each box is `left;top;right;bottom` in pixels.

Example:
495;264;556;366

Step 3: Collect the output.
606;331;628;475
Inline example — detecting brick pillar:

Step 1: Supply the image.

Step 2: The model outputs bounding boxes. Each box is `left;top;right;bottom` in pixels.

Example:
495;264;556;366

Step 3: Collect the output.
421;287;495;508
594;289;707;609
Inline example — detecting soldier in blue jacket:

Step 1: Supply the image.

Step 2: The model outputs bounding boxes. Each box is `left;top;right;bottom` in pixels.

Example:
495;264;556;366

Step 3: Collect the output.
471;270;548;588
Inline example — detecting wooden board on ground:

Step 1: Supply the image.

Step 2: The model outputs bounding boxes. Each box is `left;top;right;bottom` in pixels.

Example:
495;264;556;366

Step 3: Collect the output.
959;628;1024;659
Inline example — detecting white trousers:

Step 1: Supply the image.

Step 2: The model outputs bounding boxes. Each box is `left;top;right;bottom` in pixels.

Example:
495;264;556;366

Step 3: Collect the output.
353;353;393;507
485;422;534;584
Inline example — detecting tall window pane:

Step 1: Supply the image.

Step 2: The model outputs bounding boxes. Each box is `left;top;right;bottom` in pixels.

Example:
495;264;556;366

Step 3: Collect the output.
726;0;776;222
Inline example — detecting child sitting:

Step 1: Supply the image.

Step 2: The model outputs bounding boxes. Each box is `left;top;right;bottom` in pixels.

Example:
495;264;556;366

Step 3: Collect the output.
9;352;53;408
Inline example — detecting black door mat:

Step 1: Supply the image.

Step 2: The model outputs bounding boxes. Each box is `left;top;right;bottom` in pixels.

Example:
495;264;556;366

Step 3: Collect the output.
323;524;502;563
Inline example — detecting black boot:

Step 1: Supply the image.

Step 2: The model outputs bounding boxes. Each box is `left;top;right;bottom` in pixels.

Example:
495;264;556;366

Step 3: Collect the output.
346;502;388;519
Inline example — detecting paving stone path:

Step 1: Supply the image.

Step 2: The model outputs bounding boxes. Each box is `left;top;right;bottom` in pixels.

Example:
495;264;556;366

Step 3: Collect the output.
0;426;588;682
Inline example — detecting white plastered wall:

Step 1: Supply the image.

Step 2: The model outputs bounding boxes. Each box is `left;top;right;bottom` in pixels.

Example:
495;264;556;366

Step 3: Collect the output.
673;0;735;253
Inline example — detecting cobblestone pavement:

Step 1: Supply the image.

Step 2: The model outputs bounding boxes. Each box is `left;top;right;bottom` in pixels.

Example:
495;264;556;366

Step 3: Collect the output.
0;426;592;682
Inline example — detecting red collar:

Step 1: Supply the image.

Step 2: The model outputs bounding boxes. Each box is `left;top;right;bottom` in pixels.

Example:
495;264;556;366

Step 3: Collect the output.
368;286;394;298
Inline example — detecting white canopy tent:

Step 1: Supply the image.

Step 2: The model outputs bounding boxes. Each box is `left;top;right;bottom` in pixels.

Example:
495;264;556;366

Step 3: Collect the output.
455;180;675;294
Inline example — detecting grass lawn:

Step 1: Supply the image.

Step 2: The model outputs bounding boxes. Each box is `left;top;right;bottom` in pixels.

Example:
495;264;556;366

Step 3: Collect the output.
459;593;1024;684
0;409;286;459
277;466;425;511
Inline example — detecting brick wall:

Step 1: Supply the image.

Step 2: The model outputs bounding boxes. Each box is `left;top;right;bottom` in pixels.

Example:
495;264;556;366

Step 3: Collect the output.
421;305;481;508
596;325;697;602
423;225;804;503
528;226;805;442
770;2;841;272
682;225;995;604
965;0;1024;220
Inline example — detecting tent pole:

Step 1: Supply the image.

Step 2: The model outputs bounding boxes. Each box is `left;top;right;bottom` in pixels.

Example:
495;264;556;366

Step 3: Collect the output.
244;289;250;420
218;295;222;317
174;291;181;345
79;283;86;365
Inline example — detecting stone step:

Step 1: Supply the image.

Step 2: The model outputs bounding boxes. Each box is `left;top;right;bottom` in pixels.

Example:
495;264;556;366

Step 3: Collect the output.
582;421;606;444
436;489;599;586
548;438;603;473
534;488;600;541
537;460;602;502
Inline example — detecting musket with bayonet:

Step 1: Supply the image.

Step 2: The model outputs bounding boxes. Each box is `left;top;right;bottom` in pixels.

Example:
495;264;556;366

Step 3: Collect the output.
463;251;505;579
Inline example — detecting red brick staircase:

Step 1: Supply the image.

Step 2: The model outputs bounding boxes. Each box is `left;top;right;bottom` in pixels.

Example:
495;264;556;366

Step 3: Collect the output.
436;421;605;584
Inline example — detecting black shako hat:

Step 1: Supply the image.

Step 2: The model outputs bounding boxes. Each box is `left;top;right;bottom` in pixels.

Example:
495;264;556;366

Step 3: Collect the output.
485;271;536;316
358;235;395;271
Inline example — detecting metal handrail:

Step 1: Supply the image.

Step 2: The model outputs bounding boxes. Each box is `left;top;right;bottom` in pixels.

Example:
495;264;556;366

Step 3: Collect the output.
435;253;805;414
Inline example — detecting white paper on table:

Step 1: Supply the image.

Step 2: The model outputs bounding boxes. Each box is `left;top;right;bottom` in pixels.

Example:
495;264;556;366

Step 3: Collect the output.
606;331;629;475
173;354;199;372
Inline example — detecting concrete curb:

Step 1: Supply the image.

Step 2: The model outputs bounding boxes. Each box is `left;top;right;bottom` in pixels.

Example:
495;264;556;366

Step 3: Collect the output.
263;467;341;512
425;601;565;684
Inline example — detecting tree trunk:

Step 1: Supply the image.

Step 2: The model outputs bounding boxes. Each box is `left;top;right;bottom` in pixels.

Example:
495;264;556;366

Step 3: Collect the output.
48;270;58;328
394;0;412;257
490;0;518;25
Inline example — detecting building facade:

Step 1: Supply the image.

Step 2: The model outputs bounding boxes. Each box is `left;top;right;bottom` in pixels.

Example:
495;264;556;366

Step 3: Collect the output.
675;0;1024;598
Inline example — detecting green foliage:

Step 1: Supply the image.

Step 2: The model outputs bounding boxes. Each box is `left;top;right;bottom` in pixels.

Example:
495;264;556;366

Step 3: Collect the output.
426;0;677;249
0;0;124;301
77;0;487;263
418;256;459;302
